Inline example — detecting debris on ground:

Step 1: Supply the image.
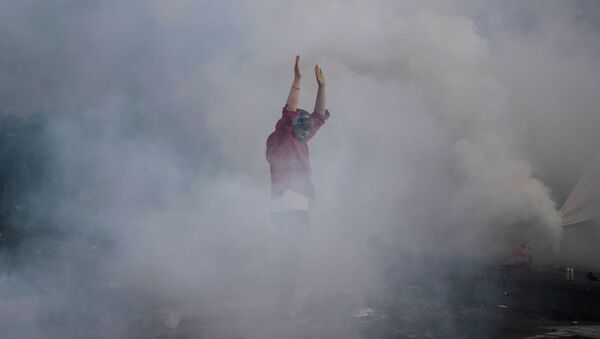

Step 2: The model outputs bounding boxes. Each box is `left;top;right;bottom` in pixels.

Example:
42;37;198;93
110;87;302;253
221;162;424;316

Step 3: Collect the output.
529;325;600;339
350;307;375;318
566;268;575;281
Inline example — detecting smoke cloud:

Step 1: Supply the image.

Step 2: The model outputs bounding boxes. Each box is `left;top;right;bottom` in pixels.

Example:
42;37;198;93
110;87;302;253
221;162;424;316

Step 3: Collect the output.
1;0;599;337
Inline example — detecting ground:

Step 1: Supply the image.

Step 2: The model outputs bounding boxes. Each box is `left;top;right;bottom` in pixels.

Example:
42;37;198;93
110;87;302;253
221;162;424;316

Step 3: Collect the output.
3;241;600;338
129;264;600;339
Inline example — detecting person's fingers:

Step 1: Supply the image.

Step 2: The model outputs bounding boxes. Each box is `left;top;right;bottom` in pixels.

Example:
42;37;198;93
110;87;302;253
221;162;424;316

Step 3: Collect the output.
314;65;324;82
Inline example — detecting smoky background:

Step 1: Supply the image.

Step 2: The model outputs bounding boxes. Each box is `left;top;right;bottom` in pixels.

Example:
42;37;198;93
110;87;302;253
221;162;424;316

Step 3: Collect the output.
1;1;599;338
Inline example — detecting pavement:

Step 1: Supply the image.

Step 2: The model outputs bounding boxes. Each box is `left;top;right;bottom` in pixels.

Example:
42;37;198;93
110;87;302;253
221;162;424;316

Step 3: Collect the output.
3;239;600;338
123;264;600;339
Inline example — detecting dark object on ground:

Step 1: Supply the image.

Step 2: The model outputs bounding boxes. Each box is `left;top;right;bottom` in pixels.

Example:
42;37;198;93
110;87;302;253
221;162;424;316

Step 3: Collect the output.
587;271;599;281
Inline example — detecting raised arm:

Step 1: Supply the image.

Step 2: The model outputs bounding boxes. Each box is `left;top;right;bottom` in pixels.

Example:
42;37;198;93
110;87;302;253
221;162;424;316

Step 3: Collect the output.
285;55;302;112
301;65;329;142
313;65;326;114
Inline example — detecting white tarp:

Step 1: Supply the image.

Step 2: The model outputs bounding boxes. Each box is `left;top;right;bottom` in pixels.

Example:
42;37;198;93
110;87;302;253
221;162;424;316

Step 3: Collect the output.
560;153;600;226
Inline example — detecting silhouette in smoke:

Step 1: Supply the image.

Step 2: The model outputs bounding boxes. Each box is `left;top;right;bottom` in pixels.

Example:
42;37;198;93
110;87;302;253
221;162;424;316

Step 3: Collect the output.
266;55;330;215
266;55;330;315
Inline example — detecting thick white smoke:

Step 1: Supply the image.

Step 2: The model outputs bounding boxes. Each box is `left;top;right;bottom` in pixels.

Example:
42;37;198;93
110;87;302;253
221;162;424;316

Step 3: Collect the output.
196;3;563;259
2;1;600;337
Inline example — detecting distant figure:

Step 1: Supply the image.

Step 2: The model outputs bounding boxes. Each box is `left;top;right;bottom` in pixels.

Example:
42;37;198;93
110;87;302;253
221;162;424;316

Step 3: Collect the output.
503;241;532;267
266;55;330;316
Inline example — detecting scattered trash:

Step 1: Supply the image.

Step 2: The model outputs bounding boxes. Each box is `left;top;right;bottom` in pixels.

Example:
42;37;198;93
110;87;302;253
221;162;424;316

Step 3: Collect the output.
496;305;508;309
586;271;599;281
351;307;375;318
566;268;574;281
504;291;510;296
535;325;600;338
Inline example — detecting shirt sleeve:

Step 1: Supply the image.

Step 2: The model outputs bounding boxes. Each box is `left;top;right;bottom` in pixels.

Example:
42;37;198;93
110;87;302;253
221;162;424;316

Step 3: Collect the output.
305;109;329;141
274;105;300;136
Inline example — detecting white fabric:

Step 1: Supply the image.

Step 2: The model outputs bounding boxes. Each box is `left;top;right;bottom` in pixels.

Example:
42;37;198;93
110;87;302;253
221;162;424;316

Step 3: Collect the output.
271;189;309;212
560;153;600;226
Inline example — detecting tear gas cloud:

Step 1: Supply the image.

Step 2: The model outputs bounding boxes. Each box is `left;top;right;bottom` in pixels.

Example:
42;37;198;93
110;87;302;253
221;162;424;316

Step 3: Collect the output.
1;0;600;337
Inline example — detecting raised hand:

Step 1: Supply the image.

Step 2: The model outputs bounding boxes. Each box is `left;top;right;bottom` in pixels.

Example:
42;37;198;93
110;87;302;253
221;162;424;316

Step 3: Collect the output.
313;65;326;114
315;65;325;87
286;55;302;111
294;55;301;79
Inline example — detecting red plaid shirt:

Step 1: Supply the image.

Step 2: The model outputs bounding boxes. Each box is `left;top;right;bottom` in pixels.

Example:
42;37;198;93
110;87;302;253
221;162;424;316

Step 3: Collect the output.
266;106;327;198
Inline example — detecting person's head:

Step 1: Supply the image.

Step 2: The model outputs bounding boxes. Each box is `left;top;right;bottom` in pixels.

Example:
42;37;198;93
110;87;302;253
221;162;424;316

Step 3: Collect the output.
292;109;313;142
